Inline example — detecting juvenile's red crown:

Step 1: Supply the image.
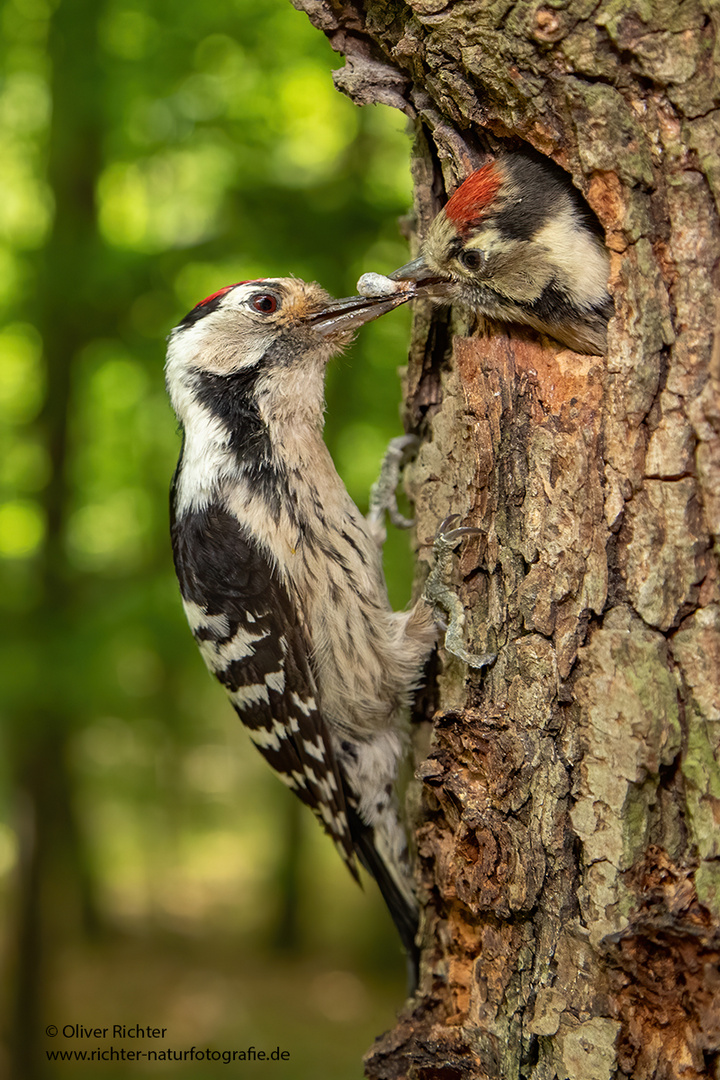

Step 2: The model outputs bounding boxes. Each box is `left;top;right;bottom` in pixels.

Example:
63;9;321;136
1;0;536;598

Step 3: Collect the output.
443;163;503;237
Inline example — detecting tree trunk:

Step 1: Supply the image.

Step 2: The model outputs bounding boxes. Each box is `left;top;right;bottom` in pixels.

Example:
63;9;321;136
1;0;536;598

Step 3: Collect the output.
291;2;720;1078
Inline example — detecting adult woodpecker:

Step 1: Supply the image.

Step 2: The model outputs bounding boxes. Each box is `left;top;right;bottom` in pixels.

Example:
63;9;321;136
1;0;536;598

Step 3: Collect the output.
364;154;612;355
166;278;438;978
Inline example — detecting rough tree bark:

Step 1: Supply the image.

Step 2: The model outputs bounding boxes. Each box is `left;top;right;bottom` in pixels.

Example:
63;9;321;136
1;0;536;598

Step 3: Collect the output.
290;2;720;1078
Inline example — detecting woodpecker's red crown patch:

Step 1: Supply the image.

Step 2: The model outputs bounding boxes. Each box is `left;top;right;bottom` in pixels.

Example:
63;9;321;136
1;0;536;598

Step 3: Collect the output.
196;283;248;308
444;163;503;235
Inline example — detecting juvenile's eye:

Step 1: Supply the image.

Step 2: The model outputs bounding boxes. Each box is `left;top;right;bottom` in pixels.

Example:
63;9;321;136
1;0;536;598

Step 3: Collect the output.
251;293;279;314
459;249;485;271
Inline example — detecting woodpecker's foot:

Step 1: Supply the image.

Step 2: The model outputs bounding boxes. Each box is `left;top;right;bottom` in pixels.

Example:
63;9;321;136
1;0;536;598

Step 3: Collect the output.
367;434;420;533
424;515;496;670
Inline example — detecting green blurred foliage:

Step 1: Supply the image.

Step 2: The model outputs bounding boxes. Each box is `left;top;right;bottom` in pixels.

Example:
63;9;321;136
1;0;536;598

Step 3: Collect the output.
0;0;416;1073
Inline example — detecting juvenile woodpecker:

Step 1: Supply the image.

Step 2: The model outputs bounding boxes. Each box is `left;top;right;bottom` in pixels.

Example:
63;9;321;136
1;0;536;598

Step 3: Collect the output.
165;278;436;972
382;154;612;354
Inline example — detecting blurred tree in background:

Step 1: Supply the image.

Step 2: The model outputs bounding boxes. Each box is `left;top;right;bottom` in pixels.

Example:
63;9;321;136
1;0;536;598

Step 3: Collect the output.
0;1;415;1076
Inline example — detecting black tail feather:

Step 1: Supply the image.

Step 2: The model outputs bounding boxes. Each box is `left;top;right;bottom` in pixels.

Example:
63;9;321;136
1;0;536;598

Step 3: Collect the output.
347;805;420;994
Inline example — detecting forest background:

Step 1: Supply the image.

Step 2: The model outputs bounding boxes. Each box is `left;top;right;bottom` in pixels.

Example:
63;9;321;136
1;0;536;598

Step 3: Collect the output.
0;0;418;1076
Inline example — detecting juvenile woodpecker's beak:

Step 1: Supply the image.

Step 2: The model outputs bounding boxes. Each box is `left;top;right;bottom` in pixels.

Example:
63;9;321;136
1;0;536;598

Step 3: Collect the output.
311;292;412;338
388;257;453;296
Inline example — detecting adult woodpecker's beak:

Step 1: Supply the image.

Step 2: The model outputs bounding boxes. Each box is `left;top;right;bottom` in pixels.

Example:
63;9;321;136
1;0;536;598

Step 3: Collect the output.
388;257;453;296
311;291;413;338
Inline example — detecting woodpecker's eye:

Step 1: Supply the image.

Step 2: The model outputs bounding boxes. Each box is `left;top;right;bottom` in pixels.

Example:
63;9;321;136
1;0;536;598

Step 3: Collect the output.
250;293;279;314
459;249;485;271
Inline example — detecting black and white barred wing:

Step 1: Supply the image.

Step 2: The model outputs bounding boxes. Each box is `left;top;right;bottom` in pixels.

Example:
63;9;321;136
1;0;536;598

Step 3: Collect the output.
171;505;356;874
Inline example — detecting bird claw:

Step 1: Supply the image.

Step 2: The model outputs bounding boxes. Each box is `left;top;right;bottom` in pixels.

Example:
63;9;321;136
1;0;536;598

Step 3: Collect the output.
429;515;484;546
423;516;496;670
368;434;420;535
